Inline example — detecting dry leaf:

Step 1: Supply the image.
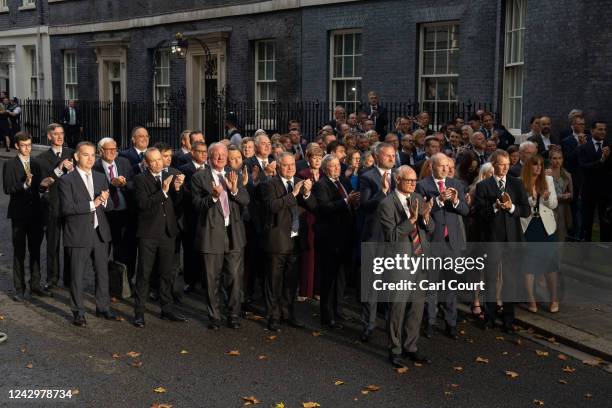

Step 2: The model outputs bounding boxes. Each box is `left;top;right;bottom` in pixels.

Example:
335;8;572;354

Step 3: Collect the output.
444;391;452;396
459;330;466;335
302;403;320;408
258;355;268;360
131;361;143;368
334;380;345;385
311;331;321;337
533;400;545;406
535;350;549;357
126;351;141;358
582;359;601;367
115;315;125;321
562;366;576;373
453;366;464;372
112;353;121;359
515;339;522;346
466;338;474;343
449;384;460;388
547;337;556;343
226;350;241;356
72;389;80;395
153;387;167;393
267;335;277;341
241;396;261;405
246;314;265;321
20;346;27;353
111;297;118;303
180;350;189;355
584;393;593;399
505;370;519;379
558;380;567;385
558;354;568;361
495;336;505;341
275;403;286;408
0;315;4;320
361;390;369;395
25;362;33;369
364;385;381;392
475;356;489;364
502;352;509;355
414;362;423;367
395;367;409;374
150;404;173;408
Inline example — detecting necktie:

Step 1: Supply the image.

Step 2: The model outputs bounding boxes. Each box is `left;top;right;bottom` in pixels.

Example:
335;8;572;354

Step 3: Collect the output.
23;161;31;176
155;175;162;190
86;172;98;229
479;154;485;165
70;108;76;125
335;180;347;199
408;196;423;256
498;178;505;192
108;164;120;209
139;151;145;161
595;142;602;153
217;174;230;219
384;172;391;190
262;160;267;169
437;180;449;238
286;180;299;235
56;151;61;158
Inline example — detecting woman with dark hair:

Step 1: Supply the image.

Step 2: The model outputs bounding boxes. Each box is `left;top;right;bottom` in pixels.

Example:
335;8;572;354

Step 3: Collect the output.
520;155;559;313
456;149;479;187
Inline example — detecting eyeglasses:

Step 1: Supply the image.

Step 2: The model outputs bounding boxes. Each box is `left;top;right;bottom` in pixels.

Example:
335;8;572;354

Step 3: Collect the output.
397;178;417;183
194;149;208;154
102;148;117;152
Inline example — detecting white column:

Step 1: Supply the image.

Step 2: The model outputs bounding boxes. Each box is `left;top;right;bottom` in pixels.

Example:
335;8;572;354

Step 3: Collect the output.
7;47;16;98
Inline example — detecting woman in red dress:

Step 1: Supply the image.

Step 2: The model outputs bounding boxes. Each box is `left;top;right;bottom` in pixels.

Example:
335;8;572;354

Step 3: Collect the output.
297;145;324;299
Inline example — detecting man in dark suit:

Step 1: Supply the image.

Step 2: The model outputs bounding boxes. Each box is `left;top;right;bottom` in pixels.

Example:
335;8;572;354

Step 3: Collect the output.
379;165;434;367
178;141;208;293
132;148;186;327
414;136;442;176
474;149;531;334
119;126;150;174
416;153;469;339
528;116;561;158
93;137;136;280
35;123;74;289
509;140;537;177
59;100;83;149
313;155;360;329
3;132;49;301
359;142;396;341
192;143;249;329
365;91;388;137
260;152;316;331
481;112;515;150
176;130;205;168
58;142;116;326
171;129;192;169
578;121;611;242
289;128;307;161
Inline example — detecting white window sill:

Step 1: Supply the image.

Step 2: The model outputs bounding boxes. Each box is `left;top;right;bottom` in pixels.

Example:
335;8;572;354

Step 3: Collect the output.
0;6;9;13
18;4;36;11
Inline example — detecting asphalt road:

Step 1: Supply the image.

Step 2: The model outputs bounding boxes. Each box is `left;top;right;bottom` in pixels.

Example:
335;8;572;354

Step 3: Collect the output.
1;158;611;408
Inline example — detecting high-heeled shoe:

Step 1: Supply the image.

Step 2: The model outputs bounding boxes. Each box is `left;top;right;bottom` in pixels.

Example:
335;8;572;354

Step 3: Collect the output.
527;302;538;313
471;304;485;320
549;302;559;313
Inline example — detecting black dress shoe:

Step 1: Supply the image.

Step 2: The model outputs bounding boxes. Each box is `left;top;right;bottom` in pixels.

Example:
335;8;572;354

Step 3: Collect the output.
268;320;281;332
323;321;344;330
72;315;87;327
389;354;407;369
12;293;25;302
501;326;515;335
423;324;435;339
44;283;57;291
133;314;145;328
228;317;241;329
446;326;459;340
406;351;432;365
359;329;372;342
208;319;221;330
286;318;305;328
95;310;118;320
161;311;187;322
32;288;53;297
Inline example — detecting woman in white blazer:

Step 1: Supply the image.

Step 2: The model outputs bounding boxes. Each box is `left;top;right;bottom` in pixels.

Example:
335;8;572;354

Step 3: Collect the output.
520;155;559;314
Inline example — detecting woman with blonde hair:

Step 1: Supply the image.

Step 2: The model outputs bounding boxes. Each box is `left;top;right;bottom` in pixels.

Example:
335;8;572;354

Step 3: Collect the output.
520;155;559;313
547;147;573;241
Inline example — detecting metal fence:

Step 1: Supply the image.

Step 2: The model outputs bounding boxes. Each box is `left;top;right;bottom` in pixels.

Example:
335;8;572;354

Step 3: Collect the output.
21;99;494;149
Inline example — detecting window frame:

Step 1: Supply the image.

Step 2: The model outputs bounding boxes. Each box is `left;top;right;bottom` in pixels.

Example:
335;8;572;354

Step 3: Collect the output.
254;39;277;129
28;46;38;99
502;0;526;134
418;21;460;129
64;50;78;100
329;29;362;114
152;48;171;125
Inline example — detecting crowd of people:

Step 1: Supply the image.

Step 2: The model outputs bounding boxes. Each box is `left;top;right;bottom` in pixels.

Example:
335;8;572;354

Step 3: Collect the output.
2;90;611;369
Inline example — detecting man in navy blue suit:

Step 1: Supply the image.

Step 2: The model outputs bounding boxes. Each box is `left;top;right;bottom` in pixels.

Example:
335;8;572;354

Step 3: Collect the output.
119;126;150;174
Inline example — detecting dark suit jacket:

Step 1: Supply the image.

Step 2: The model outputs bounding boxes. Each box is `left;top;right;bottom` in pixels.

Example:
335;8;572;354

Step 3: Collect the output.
93;157;135;211
118;147;145;174
260;175;317;254
191;167;250;253
365;104;388;136
528;133;561;156
313;176;353;252
561;135;591;189
473;176;531;242
578;139;612;197
482;126;515;151
58;169;112;247
171;150;190;169
3;156;42;219
176;152;193;167
416;176;469;251
244;155;275;234
35;147;74;216
359;167;396;241
378;191;435;249
508;162;522;178
59;107;82;127
133;170;182;239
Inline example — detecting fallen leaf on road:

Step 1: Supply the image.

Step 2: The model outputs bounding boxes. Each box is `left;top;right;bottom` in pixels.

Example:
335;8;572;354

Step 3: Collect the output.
562;366;576;373
414;362;423;367
459;330;465;335
275;403;285;408
395;367;409;374
449;384;460;388
502;352;509;355
557;354;568;361
115;316;125;321
311;331;321;337
495;336;505;341
20;346;27;353
558;380;567;385
533;399;544;406
226;350;241;356
444;391;452;396
505;370;519;379
582;358;602;366
0;315;4;320
131;361;143;368
515;339;522;346
25;362;33;369
111;297;118;303
151;404;172;408
267;335;277;341
363;385;381;392
302;403;320;408
334;380;345;385
180;350;189;355
547;337;556;343
584;393;593;399
453;366;464;372
475;356;489;364
112;353;121;359
72;389;80;395
241;396;261;405
535;350;549;357
466;338;474;343
246;314;265;321
153;387;167;393
126;351;141;358
258;355;268;360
